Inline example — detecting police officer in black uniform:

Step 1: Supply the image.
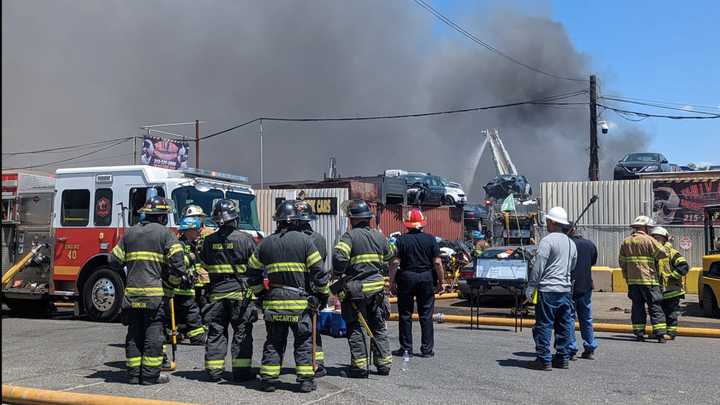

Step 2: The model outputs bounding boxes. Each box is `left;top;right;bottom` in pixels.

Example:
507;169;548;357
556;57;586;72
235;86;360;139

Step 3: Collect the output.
295;200;331;378
111;196;188;385
333;199;395;378
199;199;258;382
248;200;329;393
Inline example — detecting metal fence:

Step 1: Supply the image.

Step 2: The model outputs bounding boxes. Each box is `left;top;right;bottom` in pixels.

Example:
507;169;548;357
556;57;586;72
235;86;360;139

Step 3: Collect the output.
256;188;349;270
540;179;654;226
575;225;705;268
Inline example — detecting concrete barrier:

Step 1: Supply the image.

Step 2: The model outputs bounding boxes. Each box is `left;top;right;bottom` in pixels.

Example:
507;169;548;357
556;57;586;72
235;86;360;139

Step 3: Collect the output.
591;267;614;292
611;268;628;292
387;313;720;338
596;267;701;294
1;385;193;405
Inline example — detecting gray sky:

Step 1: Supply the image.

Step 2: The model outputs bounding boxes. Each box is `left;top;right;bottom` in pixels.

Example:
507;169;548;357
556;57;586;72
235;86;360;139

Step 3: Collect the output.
2;0;646;200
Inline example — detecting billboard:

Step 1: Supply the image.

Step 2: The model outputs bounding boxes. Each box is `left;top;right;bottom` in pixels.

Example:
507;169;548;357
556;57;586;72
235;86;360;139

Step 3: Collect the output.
141;136;189;170
653;179;720;225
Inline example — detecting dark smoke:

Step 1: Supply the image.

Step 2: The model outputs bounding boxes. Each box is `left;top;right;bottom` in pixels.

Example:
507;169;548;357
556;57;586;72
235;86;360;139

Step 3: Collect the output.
2;1;647;200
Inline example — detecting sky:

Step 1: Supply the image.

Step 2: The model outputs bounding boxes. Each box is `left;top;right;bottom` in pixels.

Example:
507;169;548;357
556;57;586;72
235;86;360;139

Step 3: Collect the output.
437;0;719;165
2;0;718;198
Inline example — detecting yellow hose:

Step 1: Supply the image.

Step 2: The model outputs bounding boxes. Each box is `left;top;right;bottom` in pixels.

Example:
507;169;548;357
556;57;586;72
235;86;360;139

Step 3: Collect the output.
1;385;194;405
388;313;720;338
388;292;458;304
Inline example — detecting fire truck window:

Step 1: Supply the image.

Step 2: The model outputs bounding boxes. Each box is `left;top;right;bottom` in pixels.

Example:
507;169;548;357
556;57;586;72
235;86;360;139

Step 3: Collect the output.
129;187;165;225
226;191;260;231
171;186;222;222
61;189;90;226
94;189;113;226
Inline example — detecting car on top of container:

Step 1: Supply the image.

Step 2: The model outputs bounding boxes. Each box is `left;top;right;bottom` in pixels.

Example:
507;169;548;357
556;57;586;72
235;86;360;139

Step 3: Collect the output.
613;152;672;180
401;173;466;207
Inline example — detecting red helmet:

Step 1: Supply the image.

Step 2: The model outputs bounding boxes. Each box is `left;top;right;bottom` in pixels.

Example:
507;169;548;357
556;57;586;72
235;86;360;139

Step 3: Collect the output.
403;208;426;229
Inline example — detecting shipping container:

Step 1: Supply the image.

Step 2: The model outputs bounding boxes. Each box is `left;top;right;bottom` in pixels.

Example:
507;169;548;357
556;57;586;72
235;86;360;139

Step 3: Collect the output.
264;175;406;205
375;204;464;241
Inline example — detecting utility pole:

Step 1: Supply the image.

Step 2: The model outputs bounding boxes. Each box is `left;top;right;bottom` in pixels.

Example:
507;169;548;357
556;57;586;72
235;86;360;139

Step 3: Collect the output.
259;119;264;189
195;120;200;169
133;136;138;165
589;74;599;181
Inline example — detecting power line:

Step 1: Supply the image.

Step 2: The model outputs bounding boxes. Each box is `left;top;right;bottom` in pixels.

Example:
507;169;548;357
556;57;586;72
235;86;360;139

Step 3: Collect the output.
599;104;720;120
2;139;133;170
2;136;138;156
412;0;587;82
201;89;588;140
601;94;719;111
600;96;718;115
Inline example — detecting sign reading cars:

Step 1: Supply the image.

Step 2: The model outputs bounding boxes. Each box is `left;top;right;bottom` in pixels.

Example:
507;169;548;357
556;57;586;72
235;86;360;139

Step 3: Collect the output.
275;197;337;215
652;180;720;225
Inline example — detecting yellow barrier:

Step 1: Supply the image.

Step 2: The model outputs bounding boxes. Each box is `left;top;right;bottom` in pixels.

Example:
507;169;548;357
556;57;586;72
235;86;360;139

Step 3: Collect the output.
597;267;702;294
1;385;194;405
388;313;720;338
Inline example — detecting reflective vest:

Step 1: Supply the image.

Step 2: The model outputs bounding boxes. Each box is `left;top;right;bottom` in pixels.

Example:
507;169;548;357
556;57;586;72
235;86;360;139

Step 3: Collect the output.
659;242;689;299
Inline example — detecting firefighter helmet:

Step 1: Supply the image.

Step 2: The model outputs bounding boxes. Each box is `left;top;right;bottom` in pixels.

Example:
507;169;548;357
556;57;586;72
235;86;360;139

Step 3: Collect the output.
178;216;203;231
294;200;317;222
212;199;239;225
341;199;374;219
183;204;206;218
138;196;174;214
403;208;426;229
273;200;298;222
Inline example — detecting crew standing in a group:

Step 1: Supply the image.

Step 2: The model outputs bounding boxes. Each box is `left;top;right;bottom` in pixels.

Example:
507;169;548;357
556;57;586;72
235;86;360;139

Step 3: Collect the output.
248;200;329;393
619;216;668;342
333;199;395;378
111;196;188;385
389;208;444;358
650;226;689;339
199;200;258;382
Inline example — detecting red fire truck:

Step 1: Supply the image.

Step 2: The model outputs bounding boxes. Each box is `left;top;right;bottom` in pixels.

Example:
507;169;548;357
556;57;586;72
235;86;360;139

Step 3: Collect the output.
1;165;260;321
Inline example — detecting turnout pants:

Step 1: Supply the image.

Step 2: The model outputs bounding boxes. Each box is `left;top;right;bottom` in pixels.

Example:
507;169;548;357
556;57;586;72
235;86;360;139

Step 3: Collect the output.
397;271;435;354
204;297;257;379
532;291;574;364
341;294;392;372
315;296;328;368
259;312;315;383
174;295;206;343
661;297;682;336
125;303;166;383
628;285;667;337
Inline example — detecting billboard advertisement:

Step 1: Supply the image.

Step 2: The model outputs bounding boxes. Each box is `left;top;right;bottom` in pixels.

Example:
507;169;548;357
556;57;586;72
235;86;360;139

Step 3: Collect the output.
653;179;720;225
141;136;189;170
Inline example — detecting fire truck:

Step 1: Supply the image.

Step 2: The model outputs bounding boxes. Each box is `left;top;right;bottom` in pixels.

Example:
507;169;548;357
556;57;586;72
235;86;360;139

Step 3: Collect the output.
1;165;260;321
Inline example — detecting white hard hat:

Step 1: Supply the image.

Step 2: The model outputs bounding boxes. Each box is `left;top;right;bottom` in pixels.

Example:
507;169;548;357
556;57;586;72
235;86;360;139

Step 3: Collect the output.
650;226;669;238
631;215;654;227
545;206;570;226
183;204;206;218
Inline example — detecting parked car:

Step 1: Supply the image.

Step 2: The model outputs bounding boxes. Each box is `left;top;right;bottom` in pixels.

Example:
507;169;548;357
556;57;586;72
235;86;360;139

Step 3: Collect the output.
402;174;466;206
613;152;672;180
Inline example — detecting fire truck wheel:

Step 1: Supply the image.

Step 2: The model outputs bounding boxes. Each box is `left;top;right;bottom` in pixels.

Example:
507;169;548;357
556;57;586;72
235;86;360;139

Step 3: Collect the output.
83;267;124;322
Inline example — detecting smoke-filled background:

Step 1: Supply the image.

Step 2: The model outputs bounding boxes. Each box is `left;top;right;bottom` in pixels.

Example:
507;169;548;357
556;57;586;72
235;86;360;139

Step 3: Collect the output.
2;0;647;199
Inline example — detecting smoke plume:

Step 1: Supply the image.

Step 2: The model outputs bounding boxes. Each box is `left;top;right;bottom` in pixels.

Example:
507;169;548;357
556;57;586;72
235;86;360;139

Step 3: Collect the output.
2;1;648;199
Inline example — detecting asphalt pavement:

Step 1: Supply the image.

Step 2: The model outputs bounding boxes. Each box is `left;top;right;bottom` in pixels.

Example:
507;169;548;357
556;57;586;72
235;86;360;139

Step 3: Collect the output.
3;310;719;405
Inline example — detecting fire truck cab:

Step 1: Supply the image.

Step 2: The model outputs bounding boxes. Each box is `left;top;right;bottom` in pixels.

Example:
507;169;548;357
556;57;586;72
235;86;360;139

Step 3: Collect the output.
2;165;260;321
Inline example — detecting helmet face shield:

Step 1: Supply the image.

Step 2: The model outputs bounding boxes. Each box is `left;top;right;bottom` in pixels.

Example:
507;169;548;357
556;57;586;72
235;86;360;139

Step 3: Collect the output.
138;196;175;215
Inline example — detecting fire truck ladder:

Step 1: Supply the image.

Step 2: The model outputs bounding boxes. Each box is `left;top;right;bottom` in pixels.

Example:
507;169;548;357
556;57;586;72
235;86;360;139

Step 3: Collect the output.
482;128;518;176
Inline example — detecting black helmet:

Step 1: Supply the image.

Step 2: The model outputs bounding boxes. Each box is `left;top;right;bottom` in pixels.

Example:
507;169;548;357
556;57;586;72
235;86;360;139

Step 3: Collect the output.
273;200;298;223
138;196;174;215
341;199;373;219
294;200;317;222
212;199;239;225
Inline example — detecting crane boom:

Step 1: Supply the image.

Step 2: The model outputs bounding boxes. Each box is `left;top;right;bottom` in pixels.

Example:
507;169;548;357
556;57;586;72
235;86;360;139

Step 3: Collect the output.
482;128;517;176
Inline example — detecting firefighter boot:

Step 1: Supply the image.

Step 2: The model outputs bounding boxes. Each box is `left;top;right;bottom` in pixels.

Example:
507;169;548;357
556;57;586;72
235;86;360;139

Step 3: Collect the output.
299;379;317;393
314;365;327;378
142;374;170;385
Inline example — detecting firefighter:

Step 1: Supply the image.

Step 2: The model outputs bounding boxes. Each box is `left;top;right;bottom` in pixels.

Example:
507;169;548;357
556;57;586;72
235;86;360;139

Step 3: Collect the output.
650;226;690;339
247;200;329;393
471;231;489;259
332;199;395;378
183;204;211;308
619;216;668;342
174;216;207;345
110;196;188;385
198;199;258;382
294;200;331;378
